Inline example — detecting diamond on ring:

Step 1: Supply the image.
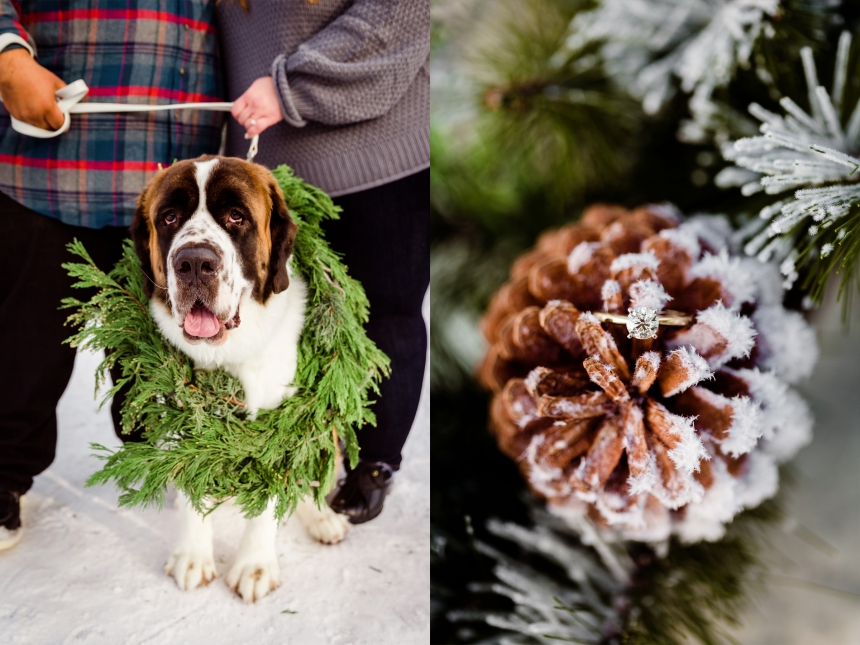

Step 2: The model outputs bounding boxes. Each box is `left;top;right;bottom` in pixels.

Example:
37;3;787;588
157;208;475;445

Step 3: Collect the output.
626;307;659;340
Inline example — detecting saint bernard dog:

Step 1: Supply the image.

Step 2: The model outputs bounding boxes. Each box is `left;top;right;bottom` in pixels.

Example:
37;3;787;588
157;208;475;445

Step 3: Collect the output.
130;155;350;603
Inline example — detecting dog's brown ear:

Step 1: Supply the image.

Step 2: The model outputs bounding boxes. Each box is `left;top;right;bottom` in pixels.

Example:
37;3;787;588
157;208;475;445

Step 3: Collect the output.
130;189;156;299
266;179;298;296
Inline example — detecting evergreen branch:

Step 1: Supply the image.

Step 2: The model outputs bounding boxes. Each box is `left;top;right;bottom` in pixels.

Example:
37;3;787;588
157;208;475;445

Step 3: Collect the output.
67;165;389;520
433;0;638;219
63;238;148;316
719;30;860;314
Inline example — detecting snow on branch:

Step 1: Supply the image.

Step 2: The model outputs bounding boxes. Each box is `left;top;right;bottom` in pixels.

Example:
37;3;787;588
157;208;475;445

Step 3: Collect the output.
558;0;782;117
717;31;860;303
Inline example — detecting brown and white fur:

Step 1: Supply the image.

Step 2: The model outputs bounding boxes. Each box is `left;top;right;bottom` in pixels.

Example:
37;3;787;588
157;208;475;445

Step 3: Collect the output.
131;155;350;603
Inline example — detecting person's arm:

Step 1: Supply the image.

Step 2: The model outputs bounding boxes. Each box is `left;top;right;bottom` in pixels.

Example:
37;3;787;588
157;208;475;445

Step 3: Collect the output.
0;1;66;131
274;0;429;127
232;0;429;136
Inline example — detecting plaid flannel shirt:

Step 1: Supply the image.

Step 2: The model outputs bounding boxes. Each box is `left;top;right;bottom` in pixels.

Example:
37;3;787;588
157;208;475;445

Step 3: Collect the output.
0;0;224;228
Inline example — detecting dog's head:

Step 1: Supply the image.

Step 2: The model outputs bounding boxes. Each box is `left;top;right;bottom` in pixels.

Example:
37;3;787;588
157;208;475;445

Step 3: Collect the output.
131;155;298;345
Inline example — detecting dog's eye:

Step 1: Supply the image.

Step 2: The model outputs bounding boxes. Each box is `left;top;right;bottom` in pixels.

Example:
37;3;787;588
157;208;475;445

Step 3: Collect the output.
228;209;244;224
163;210;176;224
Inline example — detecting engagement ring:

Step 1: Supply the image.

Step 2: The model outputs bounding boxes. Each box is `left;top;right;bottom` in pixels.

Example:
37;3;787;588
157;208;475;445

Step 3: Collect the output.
594;308;692;340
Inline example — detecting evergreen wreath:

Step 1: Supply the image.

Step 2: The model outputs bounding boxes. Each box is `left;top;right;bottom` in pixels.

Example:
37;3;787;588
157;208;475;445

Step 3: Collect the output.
62;165;390;521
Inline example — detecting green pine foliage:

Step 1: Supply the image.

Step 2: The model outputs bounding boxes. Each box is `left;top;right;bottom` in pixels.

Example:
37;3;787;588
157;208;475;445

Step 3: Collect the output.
433;0;638;220
473;0;638;204
62;165;390;520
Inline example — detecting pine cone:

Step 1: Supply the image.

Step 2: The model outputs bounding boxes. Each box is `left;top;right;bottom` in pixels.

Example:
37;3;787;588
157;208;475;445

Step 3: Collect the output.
478;204;817;543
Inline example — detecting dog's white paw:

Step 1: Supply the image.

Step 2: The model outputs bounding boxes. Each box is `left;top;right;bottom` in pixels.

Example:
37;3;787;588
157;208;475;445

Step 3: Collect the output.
225;558;281;603
304;511;351;545
164;549;217;591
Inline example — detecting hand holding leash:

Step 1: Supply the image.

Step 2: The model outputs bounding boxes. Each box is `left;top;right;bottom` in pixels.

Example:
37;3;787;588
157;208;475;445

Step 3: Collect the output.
231;76;284;138
0;49;65;132
4;79;260;161
4;79;235;138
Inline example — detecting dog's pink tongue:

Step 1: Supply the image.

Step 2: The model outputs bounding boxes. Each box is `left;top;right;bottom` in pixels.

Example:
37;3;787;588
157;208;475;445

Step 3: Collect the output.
184;305;221;338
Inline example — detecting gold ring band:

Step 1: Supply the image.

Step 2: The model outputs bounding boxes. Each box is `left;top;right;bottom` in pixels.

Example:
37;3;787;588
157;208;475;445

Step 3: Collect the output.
593;308;693;339
593;310;692;326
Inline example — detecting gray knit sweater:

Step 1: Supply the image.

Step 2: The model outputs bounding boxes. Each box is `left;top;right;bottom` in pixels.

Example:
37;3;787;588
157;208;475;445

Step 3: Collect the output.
216;0;429;197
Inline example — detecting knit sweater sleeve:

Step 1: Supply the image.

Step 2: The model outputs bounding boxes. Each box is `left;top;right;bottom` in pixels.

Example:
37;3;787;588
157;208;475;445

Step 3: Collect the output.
271;0;429;128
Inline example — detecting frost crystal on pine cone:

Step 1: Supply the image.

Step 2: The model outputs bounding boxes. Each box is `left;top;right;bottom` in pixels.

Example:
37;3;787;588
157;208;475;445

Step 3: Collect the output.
479;205;817;544
558;0;781;117
717;32;860;288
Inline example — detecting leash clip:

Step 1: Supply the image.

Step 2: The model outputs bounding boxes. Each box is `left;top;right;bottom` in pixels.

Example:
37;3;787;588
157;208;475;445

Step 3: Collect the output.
246;134;260;162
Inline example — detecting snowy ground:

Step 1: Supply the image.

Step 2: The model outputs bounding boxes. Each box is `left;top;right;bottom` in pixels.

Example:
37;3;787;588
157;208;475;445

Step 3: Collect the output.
0;303;429;645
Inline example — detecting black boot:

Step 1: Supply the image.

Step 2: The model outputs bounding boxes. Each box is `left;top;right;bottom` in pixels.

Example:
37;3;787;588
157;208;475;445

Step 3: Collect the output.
329;460;395;524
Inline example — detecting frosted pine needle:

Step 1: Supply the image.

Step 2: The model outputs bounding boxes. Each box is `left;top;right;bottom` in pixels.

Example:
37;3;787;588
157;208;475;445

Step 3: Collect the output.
717;31;860;306
559;0;782;117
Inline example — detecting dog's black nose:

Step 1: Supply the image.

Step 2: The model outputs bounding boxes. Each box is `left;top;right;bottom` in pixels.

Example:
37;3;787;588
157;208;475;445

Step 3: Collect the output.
173;246;220;285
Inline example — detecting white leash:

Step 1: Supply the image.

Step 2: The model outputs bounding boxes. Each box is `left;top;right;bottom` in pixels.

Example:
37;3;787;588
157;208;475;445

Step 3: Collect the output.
8;79;259;161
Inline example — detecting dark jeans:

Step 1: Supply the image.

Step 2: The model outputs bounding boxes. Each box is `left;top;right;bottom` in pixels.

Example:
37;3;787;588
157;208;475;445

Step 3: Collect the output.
325;169;429;468
0;191;128;494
